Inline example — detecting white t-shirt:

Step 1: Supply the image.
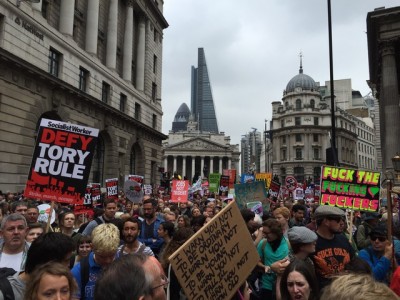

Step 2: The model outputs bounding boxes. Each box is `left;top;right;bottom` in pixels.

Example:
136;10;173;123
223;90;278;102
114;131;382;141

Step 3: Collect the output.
0;252;23;271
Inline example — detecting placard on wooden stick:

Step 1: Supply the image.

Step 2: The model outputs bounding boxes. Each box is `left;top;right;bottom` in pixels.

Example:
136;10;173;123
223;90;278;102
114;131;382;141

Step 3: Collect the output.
169;201;259;300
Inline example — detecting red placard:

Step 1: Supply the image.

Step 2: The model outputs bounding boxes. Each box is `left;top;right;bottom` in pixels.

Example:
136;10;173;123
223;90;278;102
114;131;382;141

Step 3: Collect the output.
105;178;118;200
171;180;189;203
285;176;298;192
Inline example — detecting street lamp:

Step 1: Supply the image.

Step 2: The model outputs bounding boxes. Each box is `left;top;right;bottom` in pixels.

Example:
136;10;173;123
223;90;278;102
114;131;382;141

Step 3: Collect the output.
392;154;400;173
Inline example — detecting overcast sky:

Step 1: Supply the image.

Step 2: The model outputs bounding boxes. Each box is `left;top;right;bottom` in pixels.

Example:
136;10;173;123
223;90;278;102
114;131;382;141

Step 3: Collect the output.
161;0;398;145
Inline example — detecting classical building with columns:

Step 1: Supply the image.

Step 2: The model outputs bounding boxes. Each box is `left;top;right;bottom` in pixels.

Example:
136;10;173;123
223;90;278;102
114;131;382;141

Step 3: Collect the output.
367;6;400;173
162;116;240;182
0;0;168;192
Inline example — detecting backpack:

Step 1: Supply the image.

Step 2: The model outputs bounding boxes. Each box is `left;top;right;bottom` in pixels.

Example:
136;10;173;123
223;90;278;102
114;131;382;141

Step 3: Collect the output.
80;256;90;300
0;267;17;300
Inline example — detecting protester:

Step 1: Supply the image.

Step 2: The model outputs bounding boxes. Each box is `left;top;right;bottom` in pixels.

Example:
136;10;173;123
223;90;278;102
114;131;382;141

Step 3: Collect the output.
191;207;202;217
0;232;75;300
10;201;28;217
190;215;206;233
82;199;118;236
24;261;77;300
71;235;92;267
116;217;154;257
72;223;120;300
311;205;355;288
139;199;164;256
164;211;177;223
157;221;174;246
94;254;152;300
358;224;393;283
320;273;399;300
231;281;252;300
25;204;39;224
257;218;290;299
287;226;317;265
178;202;192;219
355;212;381;250
0;213;30;271
25;223;44;243
176;215;190;229
273;207;290;238
279;259;319;300
289;204;306;227
57;211;81;244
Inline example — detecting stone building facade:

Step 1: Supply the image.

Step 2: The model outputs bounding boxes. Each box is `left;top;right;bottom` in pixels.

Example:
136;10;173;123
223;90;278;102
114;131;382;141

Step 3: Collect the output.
0;0;168;192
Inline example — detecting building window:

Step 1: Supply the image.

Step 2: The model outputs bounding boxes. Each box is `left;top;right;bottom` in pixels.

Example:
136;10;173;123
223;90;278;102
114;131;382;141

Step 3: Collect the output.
130;147;136;174
295;117;301;126
310;99;315;108
281;120;284;128
134;103;141;120
152;82;157;101
42;0;49;19
153;55;157;73
152;114;157;129
120;93;127;112
313;148;320;160
314;117;319;126
102;82;110;103
154;30;158;42
49;48;61;77
294;166;304;182
295;134;302;142
92;135;105;183
282;136;286;144
313;167;321;183
282;149;287;161
296;99;302;110
79;67;89;92
296;149;302;160
313;134;318;143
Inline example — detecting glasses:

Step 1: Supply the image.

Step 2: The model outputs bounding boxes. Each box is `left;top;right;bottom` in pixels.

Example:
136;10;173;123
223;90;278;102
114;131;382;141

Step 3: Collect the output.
151;274;169;290
370;235;387;242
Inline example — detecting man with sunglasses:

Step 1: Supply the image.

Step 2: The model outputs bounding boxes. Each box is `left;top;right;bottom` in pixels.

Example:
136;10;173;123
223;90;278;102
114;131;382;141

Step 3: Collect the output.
311;205;355;289
359;225;393;284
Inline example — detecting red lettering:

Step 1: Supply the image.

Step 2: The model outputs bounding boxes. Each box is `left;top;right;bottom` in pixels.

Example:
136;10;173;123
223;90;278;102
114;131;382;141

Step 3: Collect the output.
65;133;79;148
81;136;93;151
41;128;56;143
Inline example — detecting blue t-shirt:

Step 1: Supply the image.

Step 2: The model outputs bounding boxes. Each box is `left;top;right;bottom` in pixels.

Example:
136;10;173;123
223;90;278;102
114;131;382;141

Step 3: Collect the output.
71;252;102;300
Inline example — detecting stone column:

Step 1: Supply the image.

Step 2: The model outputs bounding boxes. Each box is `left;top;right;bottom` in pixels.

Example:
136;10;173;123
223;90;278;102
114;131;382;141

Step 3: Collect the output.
380;40;400;171
106;0;118;69
182;156;187;177
200;156;204;178
191;157;196;179
210;157;214;174
228;158;232;169
219;157;222;174
86;0;100;54
135;16;146;91
173;156;177;173
59;0;75;36
31;0;42;12
123;1;134;81
164;156;168;171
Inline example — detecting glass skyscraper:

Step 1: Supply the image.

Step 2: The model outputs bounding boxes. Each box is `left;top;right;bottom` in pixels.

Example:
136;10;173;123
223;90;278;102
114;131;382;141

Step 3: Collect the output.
191;48;219;133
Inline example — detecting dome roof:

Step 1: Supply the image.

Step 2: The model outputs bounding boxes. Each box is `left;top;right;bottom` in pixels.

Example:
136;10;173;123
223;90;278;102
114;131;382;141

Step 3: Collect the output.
173;103;191;122
286;66;317;93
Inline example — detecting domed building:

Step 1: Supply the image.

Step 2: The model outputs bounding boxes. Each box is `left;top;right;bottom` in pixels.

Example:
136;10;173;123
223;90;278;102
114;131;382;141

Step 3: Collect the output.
172;103;191;132
270;60;359;184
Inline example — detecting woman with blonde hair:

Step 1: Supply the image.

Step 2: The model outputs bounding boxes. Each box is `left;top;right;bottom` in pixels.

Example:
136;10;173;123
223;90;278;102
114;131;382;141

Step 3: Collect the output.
320;273;399;300
24;261;77;300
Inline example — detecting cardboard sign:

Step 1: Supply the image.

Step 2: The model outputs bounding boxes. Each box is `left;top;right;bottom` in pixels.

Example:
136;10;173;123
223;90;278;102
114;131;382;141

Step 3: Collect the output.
208;173;221;193
169;201;259;300
255;173;272;189
124;180;143;203
234;181;268;209
105;178;118;200
320;166;381;212
171;180;189;203
24;118;99;204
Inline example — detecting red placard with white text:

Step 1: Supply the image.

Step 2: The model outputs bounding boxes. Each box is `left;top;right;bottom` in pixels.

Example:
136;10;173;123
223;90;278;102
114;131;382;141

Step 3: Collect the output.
24;118;99;205
105;178;118;200
171;180;189;203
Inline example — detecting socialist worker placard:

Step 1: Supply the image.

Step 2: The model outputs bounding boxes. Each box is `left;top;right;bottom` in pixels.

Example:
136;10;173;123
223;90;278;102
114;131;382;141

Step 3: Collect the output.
24;118;99;205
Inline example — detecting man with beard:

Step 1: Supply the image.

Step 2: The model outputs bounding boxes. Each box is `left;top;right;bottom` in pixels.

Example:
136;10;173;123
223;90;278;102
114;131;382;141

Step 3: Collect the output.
139;199;164;256
117;218;154;258
311;205;355;288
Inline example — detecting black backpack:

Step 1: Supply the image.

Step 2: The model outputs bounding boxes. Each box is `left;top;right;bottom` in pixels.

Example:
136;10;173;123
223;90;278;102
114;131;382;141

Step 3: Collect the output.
80;256;90;300
0;268;17;300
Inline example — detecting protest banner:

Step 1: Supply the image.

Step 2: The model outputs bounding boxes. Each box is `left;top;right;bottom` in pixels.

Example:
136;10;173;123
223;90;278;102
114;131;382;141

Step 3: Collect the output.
105;178;118;200
124;180;143;203
171;180;189;203
169;201;259;300
255;173;272;190
285;176;298;192
208;173;221;193
234;181;268;209
219;175;229;196
240;174;255;184
24;118;99;205
223;169;237;189
268;180;281;198
143;184;153;195
320;165;381;212
91;183;101;205
126;174;144;186
37;203;56;224
294;187;305;201
247;201;263;216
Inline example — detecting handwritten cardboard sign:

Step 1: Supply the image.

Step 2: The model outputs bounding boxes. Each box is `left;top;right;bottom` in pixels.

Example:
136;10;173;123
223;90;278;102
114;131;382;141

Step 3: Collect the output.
169;201;259;300
320;165;381;212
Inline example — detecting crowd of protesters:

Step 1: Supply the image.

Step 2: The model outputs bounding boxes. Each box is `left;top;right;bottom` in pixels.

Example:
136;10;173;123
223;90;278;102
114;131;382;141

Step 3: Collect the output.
0;189;399;300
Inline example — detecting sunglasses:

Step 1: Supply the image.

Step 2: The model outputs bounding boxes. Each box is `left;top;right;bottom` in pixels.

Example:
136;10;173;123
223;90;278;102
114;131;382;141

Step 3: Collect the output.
370;235;387;242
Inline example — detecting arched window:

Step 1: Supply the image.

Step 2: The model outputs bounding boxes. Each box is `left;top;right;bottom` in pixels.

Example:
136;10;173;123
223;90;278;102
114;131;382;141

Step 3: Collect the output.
294;166;304;182
92;136;105;183
296;99;302;110
310;99;315;109
130;146;137;174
